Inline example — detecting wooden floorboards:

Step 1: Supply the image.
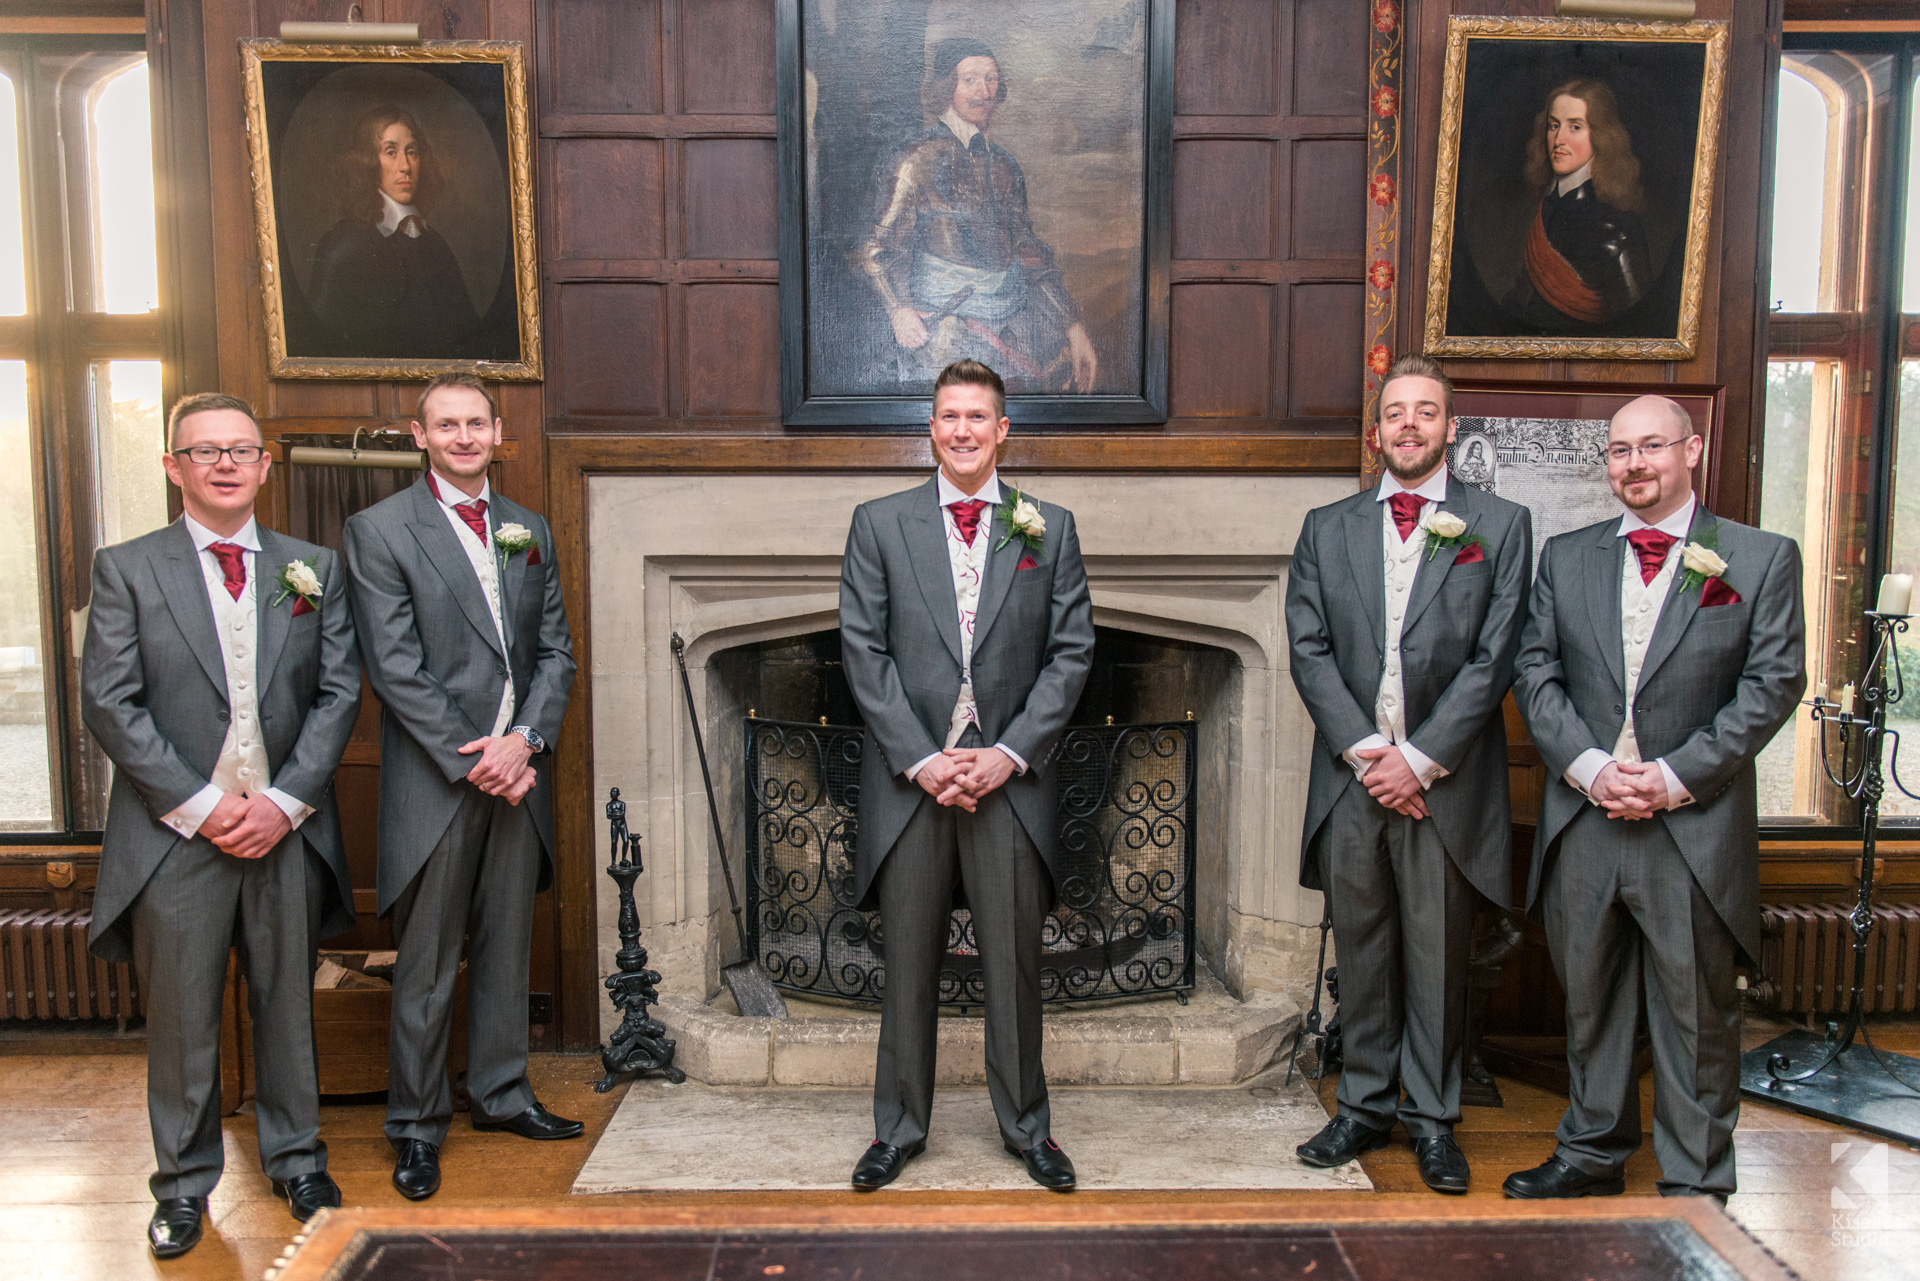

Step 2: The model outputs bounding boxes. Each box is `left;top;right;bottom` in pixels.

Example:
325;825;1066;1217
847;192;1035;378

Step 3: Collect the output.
0;1016;1914;1280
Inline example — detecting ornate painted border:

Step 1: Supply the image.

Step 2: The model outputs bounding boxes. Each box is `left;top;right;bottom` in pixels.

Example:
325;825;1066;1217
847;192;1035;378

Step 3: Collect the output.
1360;1;1404;484
238;39;544;381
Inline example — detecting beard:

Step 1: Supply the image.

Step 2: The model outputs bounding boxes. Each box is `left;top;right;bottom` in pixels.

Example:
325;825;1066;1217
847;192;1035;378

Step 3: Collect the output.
1380;433;1449;483
1617;469;1666;509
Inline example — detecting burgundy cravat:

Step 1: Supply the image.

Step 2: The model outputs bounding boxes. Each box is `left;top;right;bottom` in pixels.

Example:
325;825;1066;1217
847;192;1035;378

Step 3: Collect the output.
208;542;246;600
949;499;989;546
427;471;489;545
1626;528;1678;585
1386;491;1427;541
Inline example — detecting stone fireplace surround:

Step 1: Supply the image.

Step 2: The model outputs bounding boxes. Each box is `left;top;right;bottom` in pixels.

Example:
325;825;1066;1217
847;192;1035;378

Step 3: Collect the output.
588;472;1355;1083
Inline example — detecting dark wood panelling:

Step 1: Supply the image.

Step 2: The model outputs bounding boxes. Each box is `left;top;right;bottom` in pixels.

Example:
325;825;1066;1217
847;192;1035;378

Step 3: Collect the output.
1289;281;1365;417
1173;0;1277;116
684;283;780;416
680;0;776;116
1169;284;1273;417
1172;140;1273;260
556;284;668;418
1292;0;1370;117
683;139;778;260
1290;138;1365;261
552;140;665;261
543;0;663;115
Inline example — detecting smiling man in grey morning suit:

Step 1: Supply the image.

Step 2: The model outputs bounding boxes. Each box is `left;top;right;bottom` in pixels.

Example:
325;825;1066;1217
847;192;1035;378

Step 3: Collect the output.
839;359;1094;1191
82;394;360;1258
343;372;577;1202
1286;354;1532;1194
1507;395;1804;1203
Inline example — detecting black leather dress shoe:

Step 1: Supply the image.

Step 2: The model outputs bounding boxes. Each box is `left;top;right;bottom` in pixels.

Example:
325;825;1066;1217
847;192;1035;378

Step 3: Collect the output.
392;1139;441;1200
1006;1137;1077;1190
1503;1154;1626;1199
1412;1133;1470;1194
1296;1115;1392;1168
850;1139;924;1190
272;1170;343;1222
147;1197;206;1259
473;1102;585;1140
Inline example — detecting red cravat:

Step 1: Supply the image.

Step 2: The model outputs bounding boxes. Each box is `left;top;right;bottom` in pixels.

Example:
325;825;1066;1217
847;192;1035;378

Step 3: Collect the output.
208;542;246;600
949;499;989;547
1626;528;1678;585
427;471;489;545
1386;491;1427;541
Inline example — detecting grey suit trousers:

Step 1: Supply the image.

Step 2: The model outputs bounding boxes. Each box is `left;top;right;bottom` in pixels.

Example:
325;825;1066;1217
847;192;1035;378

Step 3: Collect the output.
1544;805;1741;1195
131;830;327;1199
385;787;540;1145
873;731;1052;1150
1319;784;1473;1138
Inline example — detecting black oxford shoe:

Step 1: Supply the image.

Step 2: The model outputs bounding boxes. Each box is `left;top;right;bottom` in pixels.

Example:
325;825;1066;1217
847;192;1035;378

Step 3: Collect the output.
1413;1133;1470;1194
1503;1154;1626;1199
272;1170;343;1222
147;1197;206;1259
473;1102;585;1140
1296;1115;1392;1168
850;1139;925;1190
392;1139;441;1200
1006;1137;1077;1191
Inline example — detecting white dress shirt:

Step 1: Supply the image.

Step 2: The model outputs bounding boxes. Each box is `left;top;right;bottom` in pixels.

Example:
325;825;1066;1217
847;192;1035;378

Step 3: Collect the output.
941;107;984;149
379;190;423;239
1564;494;1697;810
159;515;314;840
1342;469;1449;791
429;470;516;737
905;470;1030;782
1556;161;1594;197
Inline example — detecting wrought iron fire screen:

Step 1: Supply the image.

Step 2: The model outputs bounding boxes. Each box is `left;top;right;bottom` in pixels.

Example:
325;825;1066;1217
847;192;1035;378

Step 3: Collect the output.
743;718;1197;1007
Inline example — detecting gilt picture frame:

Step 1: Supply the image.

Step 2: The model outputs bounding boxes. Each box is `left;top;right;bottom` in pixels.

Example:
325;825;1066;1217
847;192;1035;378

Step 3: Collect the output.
1423;17;1729;361
240;39;542;380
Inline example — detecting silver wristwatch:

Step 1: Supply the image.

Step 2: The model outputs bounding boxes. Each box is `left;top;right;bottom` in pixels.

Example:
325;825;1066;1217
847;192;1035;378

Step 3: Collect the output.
510;725;545;754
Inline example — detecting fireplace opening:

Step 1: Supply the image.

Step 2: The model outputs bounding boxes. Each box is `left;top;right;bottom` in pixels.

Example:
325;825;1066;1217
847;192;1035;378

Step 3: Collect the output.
707;627;1235;1010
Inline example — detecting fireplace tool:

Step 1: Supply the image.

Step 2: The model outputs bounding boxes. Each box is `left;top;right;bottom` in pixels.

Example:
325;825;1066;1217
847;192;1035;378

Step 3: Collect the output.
670;632;789;1019
1287;908;1339;1085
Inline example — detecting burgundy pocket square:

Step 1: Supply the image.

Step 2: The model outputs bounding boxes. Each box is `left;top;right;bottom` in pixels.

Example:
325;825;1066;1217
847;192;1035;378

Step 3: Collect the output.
1453;542;1485;566
526;544;542;566
1701;577;1741;607
1017;555;1040;571
291;596;315;618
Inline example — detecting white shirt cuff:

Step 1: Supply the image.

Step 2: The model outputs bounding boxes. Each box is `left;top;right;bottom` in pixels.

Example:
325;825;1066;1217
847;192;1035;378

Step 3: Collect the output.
1342;733;1392;777
993;743;1028;775
1656;758;1693;810
907;751;942;782
1398;741;1448;790
1566;748;1614;801
263;787;315;830
161;783;223;839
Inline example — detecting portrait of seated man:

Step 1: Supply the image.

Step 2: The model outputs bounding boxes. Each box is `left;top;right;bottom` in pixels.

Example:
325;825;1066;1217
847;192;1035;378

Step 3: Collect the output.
859;38;1099;396
307;105;484;359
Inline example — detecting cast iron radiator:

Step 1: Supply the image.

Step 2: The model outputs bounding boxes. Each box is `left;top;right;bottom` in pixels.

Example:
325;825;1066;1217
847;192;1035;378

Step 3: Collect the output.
743;718;1197;1007
0;908;141;1021
1758;902;1920;1015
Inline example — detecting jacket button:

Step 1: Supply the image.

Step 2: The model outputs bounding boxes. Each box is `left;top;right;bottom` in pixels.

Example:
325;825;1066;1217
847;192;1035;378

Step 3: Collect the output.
217;708;229;722
1613;704;1623;714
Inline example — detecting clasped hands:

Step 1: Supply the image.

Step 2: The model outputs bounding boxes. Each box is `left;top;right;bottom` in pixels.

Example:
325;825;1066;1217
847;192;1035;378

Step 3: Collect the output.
916;746;1016;813
201;791;291;860
1354;744;1429;819
1590;761;1668;820
460;733;538;805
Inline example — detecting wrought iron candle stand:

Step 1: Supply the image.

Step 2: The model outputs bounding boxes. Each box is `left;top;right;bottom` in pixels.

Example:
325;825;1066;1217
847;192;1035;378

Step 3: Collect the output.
1739;611;1920;1144
593;788;685;1091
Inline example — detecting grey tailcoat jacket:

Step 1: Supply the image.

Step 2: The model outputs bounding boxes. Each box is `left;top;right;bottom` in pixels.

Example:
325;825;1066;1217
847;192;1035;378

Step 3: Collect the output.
1286;478;1533;904
81;520;361;962
342;478;576;914
1513;508;1805;963
838;479;1096;910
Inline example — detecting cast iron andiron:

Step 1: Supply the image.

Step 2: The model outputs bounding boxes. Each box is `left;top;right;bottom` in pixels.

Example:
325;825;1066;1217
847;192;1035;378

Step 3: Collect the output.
595;787;685;1090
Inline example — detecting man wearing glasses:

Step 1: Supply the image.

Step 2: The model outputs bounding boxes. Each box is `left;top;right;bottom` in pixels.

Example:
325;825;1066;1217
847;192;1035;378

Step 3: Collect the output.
81;394;361;1257
1508;395;1805;1203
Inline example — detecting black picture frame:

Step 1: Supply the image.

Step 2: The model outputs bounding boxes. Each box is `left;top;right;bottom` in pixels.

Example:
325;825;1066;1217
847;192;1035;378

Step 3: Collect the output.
776;0;1173;427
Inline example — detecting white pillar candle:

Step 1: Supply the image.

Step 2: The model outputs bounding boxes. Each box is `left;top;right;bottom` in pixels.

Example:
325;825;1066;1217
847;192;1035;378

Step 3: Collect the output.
1841;683;1856;714
1878;573;1913;616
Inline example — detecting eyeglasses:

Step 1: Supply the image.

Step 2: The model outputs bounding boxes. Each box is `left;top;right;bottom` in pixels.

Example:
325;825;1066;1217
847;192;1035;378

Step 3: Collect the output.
1604;435;1694;464
172;444;265;466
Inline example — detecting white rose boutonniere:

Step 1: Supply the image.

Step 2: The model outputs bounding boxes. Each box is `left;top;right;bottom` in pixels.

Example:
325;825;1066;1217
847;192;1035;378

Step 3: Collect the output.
494;522;542;565
270;558;323;616
1416;507;1485;563
1678;539;1728;593
993;486;1047;561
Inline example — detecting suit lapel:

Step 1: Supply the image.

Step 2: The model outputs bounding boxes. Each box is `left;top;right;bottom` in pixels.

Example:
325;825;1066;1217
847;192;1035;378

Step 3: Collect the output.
1636;508;1714;692
1342;496;1387;656
969;503;1025;653
1401;479;1480;636
155;522;228;695
492;496;525;630
1584;520;1628;693
253;527;293;691
902;479;964;668
405;479;507;661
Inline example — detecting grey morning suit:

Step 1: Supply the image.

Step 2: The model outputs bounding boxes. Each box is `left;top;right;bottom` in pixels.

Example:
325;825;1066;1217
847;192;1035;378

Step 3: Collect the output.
1286;477;1532;1138
343;478;575;1146
839;478;1094;1149
1515;509;1804;1195
81;521;360;1199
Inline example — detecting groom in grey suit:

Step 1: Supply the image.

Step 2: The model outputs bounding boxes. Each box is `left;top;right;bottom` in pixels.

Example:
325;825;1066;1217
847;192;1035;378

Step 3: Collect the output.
1286;354;1532;1194
343;372;578;1201
839;359;1094;1191
1508;394;1804;1202
82;393;360;1257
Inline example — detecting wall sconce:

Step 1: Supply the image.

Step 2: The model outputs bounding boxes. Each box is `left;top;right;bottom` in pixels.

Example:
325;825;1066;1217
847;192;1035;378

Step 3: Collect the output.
280;4;419;44
1557;0;1697;18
